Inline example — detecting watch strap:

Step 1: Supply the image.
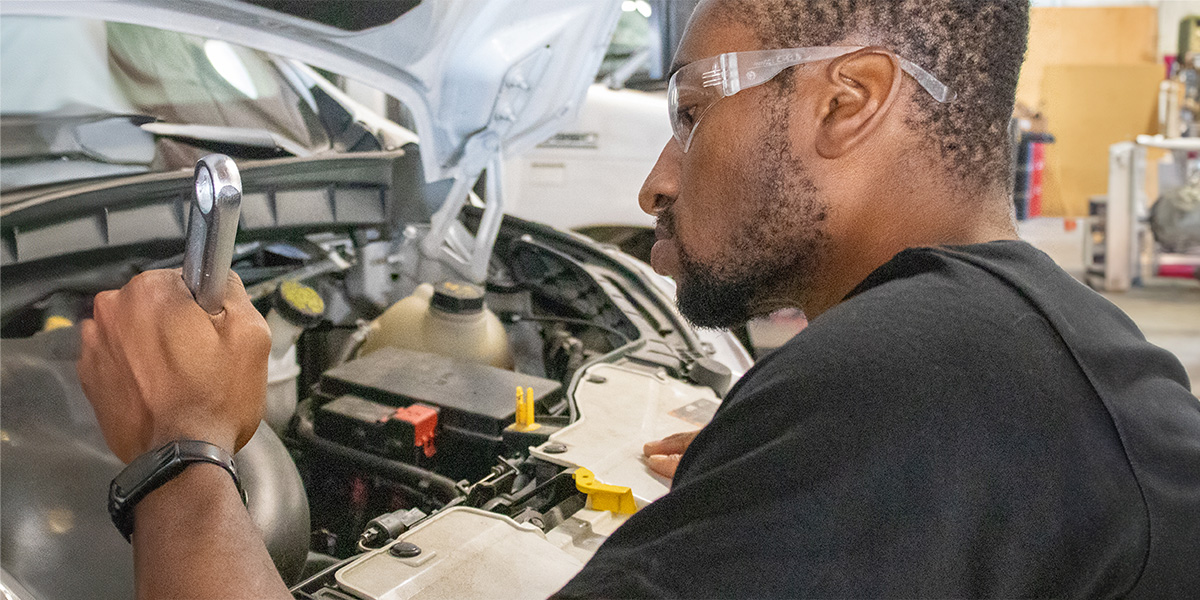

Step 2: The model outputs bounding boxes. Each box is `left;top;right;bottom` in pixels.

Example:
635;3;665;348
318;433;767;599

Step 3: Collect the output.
108;439;246;542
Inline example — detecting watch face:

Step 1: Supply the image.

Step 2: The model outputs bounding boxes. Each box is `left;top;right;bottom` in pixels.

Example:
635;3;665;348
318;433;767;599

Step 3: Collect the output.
113;443;178;498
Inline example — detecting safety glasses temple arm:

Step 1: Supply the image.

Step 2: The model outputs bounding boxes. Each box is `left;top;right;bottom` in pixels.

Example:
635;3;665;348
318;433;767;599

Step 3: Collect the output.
718;46;955;104
719;46;863;95
897;57;957;103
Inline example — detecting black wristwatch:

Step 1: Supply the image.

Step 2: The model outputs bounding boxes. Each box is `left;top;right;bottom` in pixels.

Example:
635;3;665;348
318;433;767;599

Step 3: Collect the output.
108;439;246;542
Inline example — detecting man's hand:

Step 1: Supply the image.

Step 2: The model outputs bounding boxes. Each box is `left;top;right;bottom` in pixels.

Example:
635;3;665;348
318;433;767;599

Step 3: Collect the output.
77;269;270;462
643;430;700;479
78;269;287;599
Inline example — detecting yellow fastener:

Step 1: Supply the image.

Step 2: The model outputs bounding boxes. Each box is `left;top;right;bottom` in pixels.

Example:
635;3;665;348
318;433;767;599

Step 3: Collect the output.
514;386;540;432
42;315;73;332
574;467;637;514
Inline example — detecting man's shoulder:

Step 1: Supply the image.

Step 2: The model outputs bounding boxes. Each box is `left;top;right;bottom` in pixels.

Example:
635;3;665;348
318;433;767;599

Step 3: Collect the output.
716;240;1116;448
752;242;1047;382
706;244;1054;452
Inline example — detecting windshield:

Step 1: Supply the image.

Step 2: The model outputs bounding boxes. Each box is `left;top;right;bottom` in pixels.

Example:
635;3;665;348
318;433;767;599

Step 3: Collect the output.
0;16;331;191
596;1;657;89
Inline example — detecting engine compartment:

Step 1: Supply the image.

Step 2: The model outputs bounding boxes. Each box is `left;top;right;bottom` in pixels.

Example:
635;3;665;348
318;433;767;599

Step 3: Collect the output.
0;150;742;599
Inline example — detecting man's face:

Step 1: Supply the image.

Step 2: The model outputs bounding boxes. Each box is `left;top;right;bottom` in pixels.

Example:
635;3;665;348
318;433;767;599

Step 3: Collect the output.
641;3;830;329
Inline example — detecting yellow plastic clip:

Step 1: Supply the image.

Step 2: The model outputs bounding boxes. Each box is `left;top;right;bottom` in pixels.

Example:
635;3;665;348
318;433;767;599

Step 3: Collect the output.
514;386;540;432
42;315;73;332
573;467;637;514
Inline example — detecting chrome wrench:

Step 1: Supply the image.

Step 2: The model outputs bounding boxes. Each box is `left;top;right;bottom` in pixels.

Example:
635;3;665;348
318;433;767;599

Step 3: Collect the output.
182;154;242;314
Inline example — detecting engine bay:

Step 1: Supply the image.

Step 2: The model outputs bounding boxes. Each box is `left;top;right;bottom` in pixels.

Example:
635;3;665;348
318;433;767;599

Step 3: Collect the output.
0;149;744;599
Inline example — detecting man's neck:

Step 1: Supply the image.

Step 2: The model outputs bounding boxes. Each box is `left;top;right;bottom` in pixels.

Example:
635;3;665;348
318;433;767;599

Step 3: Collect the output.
801;185;1016;320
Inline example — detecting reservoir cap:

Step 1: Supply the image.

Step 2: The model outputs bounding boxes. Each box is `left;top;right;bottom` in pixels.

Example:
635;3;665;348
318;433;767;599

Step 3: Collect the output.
431;280;485;315
273;279;326;327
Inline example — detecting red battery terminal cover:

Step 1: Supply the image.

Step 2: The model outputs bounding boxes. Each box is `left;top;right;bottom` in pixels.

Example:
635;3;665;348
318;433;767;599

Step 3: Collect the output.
387;403;439;458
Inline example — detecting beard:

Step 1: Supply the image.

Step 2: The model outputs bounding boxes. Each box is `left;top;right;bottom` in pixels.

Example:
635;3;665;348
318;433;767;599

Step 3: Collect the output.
665;94;830;330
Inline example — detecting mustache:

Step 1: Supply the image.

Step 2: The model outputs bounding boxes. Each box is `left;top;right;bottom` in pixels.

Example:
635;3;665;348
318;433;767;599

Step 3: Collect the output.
655;208;676;238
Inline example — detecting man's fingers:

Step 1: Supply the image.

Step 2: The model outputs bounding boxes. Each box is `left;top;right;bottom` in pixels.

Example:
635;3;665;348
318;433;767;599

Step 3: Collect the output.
91;289;119;325
78;317;99;353
160;268;207;308
218;272;270;353
644;430;700;480
646;454;681;479
122;269;203;317
643;429;701;457
76;319;99;396
227;267;245;288
220;269;255;318
77;317;112;383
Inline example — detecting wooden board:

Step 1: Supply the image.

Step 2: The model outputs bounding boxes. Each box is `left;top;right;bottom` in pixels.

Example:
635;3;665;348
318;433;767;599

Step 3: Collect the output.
1038;64;1162;217
1018;6;1160;111
1016;6;1163;217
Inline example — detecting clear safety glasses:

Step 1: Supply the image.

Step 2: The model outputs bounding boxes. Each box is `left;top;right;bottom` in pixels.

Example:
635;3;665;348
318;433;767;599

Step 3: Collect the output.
668;46;956;152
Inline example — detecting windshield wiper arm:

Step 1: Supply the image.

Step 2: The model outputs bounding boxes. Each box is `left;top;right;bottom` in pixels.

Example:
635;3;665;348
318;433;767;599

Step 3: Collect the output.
140;122;311;157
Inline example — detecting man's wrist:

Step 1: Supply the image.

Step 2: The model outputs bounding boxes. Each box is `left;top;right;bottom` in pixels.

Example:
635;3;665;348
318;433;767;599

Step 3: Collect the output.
109;439;246;542
148;423;239;456
132;461;246;532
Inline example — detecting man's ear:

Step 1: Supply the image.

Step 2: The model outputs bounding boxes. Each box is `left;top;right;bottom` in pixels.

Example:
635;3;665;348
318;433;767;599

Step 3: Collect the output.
814;46;902;159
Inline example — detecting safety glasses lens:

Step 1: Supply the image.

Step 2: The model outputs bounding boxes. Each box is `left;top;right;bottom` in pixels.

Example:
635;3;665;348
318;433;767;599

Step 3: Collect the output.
668;64;715;152
668;73;689;149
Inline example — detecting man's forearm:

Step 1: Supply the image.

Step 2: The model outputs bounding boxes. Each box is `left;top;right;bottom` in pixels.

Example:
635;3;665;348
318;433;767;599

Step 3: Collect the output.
132;462;290;600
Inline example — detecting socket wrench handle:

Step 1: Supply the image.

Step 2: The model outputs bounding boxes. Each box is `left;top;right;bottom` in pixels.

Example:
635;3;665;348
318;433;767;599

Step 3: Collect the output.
182;154;242;314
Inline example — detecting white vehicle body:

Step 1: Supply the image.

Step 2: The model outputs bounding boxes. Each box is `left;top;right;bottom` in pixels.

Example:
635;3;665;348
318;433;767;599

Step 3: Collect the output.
503;84;667;233
0;2;752;599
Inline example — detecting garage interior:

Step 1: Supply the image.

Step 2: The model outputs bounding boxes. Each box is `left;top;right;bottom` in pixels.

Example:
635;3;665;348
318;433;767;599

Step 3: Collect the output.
1;0;1198;598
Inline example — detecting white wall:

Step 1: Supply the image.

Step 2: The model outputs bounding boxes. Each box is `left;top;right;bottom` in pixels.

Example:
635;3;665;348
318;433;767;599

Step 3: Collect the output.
1158;1;1200;57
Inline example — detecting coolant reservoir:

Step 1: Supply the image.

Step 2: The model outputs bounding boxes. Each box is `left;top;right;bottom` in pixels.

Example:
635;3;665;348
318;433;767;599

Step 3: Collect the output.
359;281;513;369
265;280;325;434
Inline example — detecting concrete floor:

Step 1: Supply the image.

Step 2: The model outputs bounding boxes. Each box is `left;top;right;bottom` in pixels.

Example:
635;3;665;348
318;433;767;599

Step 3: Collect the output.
746;218;1200;394
1019;217;1200;394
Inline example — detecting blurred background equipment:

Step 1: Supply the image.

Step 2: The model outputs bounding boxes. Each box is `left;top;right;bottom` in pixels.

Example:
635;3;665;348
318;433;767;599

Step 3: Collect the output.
1086;13;1200;292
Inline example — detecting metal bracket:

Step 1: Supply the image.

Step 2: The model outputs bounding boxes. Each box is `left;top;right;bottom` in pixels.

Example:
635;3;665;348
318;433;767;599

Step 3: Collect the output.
416;49;552;285
1103;142;1144;292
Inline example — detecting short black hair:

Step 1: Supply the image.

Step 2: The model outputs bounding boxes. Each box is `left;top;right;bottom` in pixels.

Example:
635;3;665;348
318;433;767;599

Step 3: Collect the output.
720;0;1029;189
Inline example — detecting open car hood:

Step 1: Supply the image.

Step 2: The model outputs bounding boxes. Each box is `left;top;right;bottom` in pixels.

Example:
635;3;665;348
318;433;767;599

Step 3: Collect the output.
1;0;622;186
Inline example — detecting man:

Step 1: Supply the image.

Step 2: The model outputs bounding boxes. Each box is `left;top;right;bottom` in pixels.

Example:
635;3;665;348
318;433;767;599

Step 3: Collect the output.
78;0;1200;598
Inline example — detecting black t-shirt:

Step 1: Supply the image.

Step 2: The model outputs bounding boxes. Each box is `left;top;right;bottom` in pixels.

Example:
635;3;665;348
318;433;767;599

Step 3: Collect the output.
556;241;1200;599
